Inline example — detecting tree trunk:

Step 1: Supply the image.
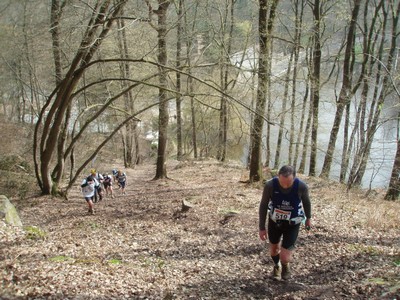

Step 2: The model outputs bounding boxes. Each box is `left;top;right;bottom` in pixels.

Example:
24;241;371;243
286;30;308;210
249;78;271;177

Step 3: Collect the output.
320;0;361;178
175;0;183;161
154;0;170;179
189;77;198;159
298;45;313;173
289;0;305;166
262;8;277;168
50;0;64;85
183;1;197;159
217;0;235;162
339;102;351;182
116;12;138;168
385;118;400;200
274;49;294;169
249;0;279;181
308;0;322;177
50;0;69;186
298;79;312;173
264;50;273;166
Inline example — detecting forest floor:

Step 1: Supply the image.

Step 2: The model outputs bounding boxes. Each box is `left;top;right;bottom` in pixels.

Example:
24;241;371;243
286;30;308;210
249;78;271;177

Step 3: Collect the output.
1;159;400;300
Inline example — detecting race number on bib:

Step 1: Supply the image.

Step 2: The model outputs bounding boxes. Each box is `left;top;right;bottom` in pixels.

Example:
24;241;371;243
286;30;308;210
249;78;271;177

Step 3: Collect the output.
82;185;94;196
273;209;291;220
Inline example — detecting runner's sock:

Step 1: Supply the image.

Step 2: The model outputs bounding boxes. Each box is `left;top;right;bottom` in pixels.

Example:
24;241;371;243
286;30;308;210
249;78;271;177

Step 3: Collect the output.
271;254;280;266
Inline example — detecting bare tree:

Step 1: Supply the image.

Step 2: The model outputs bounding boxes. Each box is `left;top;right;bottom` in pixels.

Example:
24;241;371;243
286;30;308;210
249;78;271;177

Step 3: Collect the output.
180;0;199;159
339;0;384;183
320;0;362;178
385;113;400;200
216;0;235;162
50;0;71;186
291;0;307;169
116;9;140;168
249;0;280;182
150;0;171;179
34;0;127;195
308;0;323;176
273;50;294;169
348;0;400;188
288;0;306;166
175;0;184;160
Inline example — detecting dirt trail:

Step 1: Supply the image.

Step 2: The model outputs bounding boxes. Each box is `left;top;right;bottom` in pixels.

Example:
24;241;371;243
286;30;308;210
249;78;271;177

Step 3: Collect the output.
1;160;399;299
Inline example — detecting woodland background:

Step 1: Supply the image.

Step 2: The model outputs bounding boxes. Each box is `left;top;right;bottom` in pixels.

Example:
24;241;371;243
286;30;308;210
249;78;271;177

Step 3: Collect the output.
0;0;399;198
0;1;400;299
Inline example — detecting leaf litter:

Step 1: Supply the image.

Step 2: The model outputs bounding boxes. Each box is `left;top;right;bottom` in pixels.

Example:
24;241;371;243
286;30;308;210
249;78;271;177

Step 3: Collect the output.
1;159;399;299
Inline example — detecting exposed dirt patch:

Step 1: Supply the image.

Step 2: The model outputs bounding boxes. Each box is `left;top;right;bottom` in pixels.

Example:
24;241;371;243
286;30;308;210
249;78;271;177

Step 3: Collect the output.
1;160;400;299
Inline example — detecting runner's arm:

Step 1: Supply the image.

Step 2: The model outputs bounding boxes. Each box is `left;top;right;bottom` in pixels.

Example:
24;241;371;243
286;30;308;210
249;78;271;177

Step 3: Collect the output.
259;180;273;231
299;181;311;219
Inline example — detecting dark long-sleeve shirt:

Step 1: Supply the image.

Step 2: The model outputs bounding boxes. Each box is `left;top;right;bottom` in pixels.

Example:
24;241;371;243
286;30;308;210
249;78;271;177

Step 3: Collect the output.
259;178;312;231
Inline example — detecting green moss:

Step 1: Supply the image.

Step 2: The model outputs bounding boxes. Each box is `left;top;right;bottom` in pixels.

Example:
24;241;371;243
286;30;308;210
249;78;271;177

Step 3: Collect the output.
108;258;123;265
24;225;46;240
367;277;387;285
75;258;100;265
393;257;400;267
0;196;23;227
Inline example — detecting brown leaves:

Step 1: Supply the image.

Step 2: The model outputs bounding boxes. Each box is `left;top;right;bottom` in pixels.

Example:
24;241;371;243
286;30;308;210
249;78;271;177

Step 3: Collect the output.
1;160;399;299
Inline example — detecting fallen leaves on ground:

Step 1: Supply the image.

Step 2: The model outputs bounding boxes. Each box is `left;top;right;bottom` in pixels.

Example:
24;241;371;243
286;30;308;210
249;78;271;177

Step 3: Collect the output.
1;160;399;299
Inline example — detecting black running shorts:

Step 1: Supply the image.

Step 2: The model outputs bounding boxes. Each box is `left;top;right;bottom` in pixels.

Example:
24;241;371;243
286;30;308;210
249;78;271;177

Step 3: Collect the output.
268;218;300;251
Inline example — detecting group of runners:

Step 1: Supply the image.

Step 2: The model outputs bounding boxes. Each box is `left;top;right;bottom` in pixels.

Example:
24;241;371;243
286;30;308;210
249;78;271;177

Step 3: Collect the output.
80;163;313;282
81;168;127;215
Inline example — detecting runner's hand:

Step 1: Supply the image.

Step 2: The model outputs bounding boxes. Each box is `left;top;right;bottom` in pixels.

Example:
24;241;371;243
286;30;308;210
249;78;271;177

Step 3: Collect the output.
259;230;267;241
305;218;312;231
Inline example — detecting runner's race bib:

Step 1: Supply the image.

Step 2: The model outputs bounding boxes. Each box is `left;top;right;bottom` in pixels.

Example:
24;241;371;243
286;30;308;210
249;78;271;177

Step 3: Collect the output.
272;208;291;221
82;185;94;195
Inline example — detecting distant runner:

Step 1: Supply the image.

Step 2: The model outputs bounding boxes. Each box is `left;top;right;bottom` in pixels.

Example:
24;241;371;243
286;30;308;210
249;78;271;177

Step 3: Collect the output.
116;170;127;195
112;169;120;189
90;169;104;202
81;175;98;215
102;173;114;199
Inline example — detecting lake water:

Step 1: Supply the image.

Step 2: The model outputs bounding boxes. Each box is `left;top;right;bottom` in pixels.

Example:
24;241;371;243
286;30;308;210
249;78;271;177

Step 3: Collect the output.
233;46;399;189
315;100;397;189
235;80;397;189
239;100;398;189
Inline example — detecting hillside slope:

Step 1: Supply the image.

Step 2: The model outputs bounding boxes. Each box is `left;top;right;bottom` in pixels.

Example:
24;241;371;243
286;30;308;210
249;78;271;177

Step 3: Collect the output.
1;160;400;299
